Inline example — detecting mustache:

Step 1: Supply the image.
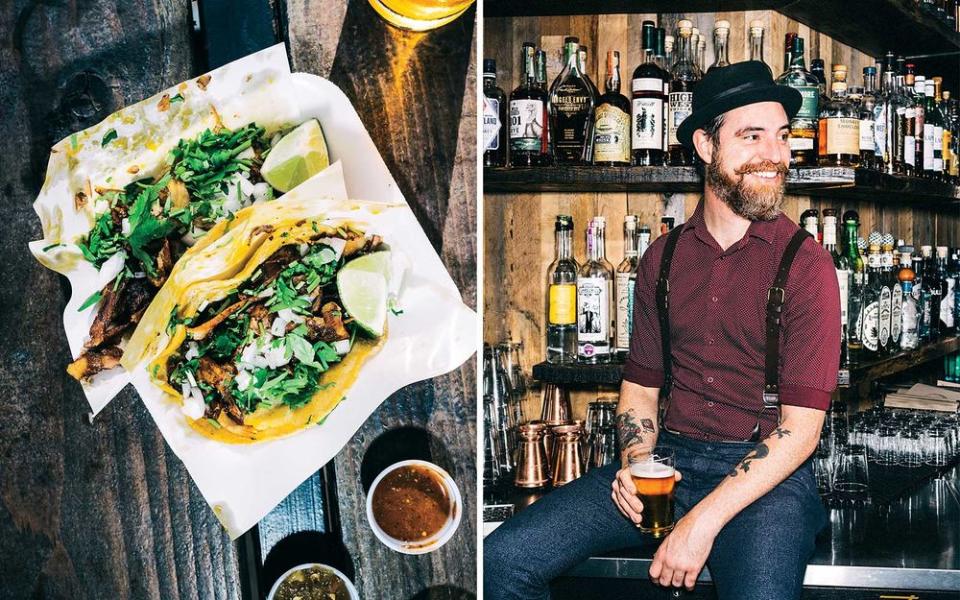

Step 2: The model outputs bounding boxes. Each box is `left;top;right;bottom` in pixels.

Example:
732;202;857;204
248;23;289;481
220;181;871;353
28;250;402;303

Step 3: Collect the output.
735;161;789;176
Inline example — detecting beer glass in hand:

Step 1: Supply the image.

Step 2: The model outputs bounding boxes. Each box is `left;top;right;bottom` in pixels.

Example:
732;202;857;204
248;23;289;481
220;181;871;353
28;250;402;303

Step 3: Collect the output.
628;449;676;538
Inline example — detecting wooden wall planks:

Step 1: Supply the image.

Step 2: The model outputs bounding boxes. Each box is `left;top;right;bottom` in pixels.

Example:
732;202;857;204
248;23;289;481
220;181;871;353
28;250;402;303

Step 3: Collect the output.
484;10;960;420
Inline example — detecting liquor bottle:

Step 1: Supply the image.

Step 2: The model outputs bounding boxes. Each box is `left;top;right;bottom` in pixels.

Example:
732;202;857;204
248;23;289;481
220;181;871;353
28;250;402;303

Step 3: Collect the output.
823;209;850;366
653;27;668;71
749;20;768;73
664;34;674;68
800;208;820;242
579;45;600;163
638;225;651;257
901;66;919;175
509;43;551;167
697;35;707;74
536;49;548;92
919;245;938;341
782;33;797;74
615;215;640;360
549;37;596;164
873;233;893;354
776;36;819;166
667;20;701;166
942;90;956;181
546;215;578;364
873;55;894;173
707;20;730;73
578;218;614;363
690;28;700;73
632;21;668;166
860;240;884;358
890;68;910;175
811;58;827;100
883;234;902;353
818;65;861;167
859;67;878;168
899;248;920;350
911;72;926;175
657;30;672;165
935;77;950;180
937;246;955;333
924;79;944;178
483;59;508;168
844;217;867;364
593;50;631;166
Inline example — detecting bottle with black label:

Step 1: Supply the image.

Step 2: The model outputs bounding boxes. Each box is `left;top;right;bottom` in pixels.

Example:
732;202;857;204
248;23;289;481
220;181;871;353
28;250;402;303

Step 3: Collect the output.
509;43;551;167
593;51;631;166
483;59;507;168
578;217;614;363
548;37;596;164
667;20;701;166
632;21;668;166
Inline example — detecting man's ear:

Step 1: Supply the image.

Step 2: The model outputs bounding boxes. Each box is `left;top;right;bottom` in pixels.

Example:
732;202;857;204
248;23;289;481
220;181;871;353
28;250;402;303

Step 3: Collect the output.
693;129;714;164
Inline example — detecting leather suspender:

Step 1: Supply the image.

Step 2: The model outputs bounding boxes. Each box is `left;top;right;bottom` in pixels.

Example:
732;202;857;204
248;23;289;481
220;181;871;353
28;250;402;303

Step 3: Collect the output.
656;226;811;443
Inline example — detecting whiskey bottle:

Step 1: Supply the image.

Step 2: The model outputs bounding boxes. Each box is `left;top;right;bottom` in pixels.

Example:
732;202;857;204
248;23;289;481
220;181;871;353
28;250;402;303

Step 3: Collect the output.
483;59;508;168
656;29;672;164
707;20;730;73
697;35;707;74
899;248;920;350
667;20;701;166
941;89;954;180
749;20;768;73
578;218;613;363
632;21;668;166
934;77;949;180
509;43;551;167
818;64;861;167
901;66;920;175
924;79;945;178
550;37;596;164
811;58;827;101
859;66;878;168
615;215;640;360
776;36;819;166
844;216;866;365
546;215;578;364
873;55;898;174
593;50;631;166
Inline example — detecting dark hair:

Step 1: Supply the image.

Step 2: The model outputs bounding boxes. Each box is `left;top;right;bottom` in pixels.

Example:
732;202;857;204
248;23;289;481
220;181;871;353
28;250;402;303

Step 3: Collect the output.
695;113;726;171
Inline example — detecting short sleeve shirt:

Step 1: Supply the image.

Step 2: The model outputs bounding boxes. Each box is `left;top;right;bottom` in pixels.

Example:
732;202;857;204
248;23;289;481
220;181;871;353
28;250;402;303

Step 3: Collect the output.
623;199;842;441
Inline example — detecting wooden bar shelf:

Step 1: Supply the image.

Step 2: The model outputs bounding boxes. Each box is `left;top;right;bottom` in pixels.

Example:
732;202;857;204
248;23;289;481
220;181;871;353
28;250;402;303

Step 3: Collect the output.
532;336;958;388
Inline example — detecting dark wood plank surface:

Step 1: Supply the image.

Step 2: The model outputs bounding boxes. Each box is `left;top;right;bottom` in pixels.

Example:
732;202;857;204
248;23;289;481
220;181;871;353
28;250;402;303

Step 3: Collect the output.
0;1;477;599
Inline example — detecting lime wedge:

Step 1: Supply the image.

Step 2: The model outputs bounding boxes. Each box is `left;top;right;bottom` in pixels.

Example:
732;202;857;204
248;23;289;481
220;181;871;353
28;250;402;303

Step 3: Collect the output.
343;251;392;283
337;268;388;337
261;120;330;193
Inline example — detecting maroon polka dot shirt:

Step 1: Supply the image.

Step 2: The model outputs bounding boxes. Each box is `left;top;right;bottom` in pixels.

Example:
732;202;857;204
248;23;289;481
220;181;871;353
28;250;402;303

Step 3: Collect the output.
623;199;841;442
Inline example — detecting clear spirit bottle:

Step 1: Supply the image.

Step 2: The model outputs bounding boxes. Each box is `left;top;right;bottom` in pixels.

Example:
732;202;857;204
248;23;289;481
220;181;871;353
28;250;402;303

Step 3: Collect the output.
546;215;578;363
707;20;730;73
549;37;597;165
818;65;860;167
859;66;878;168
632;21;668;166
667;20;701;166
899;248;920;350
615;215;640;360
859;239;884;359
937;246;954;333
776;36;819;166
578;218;614;363
593;50;631;166
509;43;551;167
749;20;768;73
483;59;507;168
883;234;902;353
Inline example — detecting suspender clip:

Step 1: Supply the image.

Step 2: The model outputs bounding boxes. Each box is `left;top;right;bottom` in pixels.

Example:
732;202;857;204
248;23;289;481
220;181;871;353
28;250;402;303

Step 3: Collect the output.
767;286;785;304
762;392;780;408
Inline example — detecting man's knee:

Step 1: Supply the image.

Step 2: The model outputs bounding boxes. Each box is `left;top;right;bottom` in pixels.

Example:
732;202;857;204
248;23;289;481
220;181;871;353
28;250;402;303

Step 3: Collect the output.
483;525;549;599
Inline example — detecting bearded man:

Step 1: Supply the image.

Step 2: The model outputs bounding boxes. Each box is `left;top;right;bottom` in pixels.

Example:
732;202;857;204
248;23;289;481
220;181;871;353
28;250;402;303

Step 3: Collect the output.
484;61;841;600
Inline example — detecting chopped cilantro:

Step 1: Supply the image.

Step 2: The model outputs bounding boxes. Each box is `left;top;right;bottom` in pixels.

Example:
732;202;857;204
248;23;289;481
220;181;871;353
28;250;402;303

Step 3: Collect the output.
170;94;185;103
78;290;102;311
101;129;118;147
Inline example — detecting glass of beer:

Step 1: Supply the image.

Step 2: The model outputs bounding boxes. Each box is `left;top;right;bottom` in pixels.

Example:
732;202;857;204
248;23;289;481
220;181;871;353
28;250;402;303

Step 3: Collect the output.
368;0;475;31
628;449;676;538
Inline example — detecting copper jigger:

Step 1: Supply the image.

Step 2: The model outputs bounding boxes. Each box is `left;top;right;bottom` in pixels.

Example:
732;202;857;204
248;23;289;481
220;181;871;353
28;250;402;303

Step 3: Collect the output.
540;383;572;426
514;422;550;488
551;424;584;487
543;422;570;467
573;418;588;470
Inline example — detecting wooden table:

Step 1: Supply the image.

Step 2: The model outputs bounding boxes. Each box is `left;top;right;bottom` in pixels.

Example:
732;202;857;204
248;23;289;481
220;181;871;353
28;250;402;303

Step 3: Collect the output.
0;2;476;598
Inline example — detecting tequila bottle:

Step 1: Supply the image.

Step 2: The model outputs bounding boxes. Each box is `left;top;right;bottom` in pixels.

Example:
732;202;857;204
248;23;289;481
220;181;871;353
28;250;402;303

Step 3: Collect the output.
632;21;668;166
749;20;768;73
919;245;938;342
707;20;730;73
578;218;614;363
859;67;878;168
509;43;551;167
615;215;640;360
776;36;819;166
883;235;902;353
860;240;885;358
550;37;596;164
937;246;955;333
546;215;578;363
818;65;861;167
899;248;920;350
593;50;631;166
483;59;508;168
667;20;701;166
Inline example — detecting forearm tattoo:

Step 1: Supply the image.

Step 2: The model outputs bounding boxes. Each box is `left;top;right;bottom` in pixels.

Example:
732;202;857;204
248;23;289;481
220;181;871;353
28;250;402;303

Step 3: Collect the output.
616;411;657;453
728;428;791;477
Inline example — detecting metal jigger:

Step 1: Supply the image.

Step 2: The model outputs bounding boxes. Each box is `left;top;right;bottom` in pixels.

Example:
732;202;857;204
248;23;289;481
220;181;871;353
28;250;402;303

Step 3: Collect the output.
514;422;550;488
551;424;584;487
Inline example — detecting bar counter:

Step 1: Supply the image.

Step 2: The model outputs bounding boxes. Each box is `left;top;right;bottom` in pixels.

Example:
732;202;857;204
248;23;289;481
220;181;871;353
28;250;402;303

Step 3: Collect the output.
484;465;960;596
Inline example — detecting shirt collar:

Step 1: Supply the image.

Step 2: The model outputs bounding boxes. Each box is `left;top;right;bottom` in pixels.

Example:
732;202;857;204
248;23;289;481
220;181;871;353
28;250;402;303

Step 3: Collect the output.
682;197;779;247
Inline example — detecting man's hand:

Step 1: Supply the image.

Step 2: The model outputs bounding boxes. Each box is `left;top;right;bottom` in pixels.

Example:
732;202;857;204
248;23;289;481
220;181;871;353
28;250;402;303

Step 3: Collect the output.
648;513;719;590
611;467;682;525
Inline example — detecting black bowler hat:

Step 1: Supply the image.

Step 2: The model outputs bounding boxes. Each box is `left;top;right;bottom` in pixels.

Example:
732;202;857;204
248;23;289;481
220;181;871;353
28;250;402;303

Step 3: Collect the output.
676;60;802;148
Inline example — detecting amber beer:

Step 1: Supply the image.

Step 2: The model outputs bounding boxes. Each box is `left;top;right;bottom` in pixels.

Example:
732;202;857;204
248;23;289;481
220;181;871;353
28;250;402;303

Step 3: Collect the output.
629;451;676;538
368;0;475;31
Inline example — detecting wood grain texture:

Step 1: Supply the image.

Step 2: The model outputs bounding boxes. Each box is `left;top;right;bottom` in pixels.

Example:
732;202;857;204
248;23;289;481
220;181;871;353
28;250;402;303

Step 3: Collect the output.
483;9;960;423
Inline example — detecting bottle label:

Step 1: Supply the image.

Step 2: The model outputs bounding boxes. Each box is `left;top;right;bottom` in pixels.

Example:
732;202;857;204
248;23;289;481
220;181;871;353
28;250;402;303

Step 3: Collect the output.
874;104;887;157
837;268;849;327
891;284;903;343
818;117;859;157
902;295;919;346
549;283;577;325
510;99;545;152
667;92;693;146
789;135;814;151
632;77;663;93
879;286;891;348
483;97;501;151
577;276;610;344
881;253;894;268
632;97;663;150
934;126;944;171
858;301;879;351
904;135;916;167
859;120;875;152
594;104;632;163
941;277;956;328
795;86;819;120
615;273;635;351
924;123;935;170
943;129;953;172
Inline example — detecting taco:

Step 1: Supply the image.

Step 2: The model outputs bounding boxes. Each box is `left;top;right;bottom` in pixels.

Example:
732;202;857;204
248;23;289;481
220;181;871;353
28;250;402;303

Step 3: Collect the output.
122;197;393;443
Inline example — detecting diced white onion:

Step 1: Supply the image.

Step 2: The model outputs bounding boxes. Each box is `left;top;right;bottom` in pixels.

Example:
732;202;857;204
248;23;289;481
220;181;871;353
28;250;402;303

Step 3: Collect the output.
132;271;146;279
185;370;197;388
185;342;200;360
97;251;127;288
93;198;110;214
333;339;351;355
298;243;309;256
277;308;305;324
264;343;291;369
181;385;206;420
256;287;275;298
198;300;209;312
237;147;256;160
235;370;252;392
251;182;271;204
270;316;289;337
317;237;346;260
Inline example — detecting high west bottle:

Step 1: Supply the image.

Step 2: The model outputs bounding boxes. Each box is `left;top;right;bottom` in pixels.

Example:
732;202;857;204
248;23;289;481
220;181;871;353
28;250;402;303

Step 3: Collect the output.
632;21;668;166
509;43;551;167
577;218;614;363
749;20;768;73
592;51;631;166
614;215;640;360
483;59;508;167
667;20;701;166
550;37;596;164
546;215;578;364
707;20;730;73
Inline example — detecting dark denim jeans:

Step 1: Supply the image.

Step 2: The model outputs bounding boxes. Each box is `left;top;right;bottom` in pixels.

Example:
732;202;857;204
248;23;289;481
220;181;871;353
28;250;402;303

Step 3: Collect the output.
484;429;826;600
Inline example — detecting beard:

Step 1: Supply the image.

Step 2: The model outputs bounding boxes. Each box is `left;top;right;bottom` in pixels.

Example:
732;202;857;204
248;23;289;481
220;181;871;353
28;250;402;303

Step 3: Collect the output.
705;151;788;221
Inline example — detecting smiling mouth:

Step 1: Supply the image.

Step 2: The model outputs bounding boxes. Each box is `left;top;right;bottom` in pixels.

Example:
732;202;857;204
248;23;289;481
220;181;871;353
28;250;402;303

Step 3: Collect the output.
745;171;782;179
